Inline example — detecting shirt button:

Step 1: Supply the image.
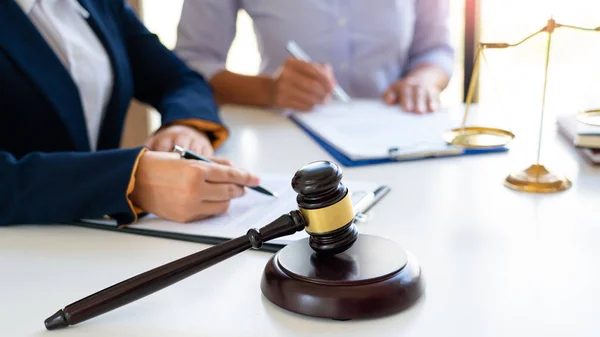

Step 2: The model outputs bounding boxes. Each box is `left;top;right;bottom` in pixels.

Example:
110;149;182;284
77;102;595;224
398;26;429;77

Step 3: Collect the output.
339;63;348;71
338;17;347;27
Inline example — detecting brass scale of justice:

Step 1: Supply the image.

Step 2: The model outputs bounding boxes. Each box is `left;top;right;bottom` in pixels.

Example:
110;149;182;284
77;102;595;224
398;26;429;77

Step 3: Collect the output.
444;17;600;193
41;18;600;331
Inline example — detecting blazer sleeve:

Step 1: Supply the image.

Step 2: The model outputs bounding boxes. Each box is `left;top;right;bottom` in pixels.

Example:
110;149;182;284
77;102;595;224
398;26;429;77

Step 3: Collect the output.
0;148;145;226
117;3;229;148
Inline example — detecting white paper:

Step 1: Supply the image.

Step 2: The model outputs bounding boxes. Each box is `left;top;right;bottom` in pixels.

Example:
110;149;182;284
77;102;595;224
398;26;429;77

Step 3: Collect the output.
292;99;461;159
85;176;382;246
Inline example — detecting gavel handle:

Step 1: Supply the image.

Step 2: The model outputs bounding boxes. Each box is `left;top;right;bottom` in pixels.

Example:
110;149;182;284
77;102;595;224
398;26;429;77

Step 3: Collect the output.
45;211;306;330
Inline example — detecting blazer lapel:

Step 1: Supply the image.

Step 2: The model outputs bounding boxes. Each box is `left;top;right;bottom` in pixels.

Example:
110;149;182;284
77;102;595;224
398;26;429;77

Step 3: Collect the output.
0;0;91;151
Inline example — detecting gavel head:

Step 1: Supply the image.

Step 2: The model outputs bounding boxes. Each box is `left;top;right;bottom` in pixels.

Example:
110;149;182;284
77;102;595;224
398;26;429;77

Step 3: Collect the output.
292;161;358;255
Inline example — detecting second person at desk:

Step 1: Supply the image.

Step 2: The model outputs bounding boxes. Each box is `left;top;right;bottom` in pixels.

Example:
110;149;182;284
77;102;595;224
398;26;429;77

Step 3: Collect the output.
175;0;454;114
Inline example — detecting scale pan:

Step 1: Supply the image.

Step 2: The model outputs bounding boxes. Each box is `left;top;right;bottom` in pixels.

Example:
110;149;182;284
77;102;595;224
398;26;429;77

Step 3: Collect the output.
577;109;600;127
443;126;514;148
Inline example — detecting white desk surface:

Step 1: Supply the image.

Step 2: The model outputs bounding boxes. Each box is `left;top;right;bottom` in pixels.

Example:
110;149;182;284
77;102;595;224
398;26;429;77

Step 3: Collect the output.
2;104;600;337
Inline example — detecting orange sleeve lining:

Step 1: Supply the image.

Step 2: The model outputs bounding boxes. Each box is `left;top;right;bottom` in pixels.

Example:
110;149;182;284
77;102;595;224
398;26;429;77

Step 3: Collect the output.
120;147;148;228
168;119;229;149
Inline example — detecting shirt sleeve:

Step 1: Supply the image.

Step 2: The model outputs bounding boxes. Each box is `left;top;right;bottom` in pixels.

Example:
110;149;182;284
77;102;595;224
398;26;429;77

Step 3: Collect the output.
405;0;455;78
174;0;241;81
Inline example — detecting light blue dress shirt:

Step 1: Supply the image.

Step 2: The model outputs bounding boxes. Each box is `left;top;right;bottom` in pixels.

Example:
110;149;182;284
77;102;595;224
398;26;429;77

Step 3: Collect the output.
175;0;454;99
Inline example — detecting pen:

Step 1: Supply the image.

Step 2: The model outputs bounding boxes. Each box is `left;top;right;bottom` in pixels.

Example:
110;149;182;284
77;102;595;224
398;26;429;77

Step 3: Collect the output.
172;145;278;198
354;185;391;221
286;40;352;103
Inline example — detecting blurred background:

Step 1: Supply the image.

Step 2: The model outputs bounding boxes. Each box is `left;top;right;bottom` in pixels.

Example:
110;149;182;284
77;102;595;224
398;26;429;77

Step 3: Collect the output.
124;0;600;148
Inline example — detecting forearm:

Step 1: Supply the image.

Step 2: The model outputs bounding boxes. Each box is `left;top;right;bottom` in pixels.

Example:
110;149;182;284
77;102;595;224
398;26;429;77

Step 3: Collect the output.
210;70;274;107
404;64;450;91
0;148;144;226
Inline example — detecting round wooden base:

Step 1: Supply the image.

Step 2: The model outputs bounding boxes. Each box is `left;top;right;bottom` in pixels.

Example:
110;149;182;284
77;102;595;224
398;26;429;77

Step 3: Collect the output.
260;235;423;320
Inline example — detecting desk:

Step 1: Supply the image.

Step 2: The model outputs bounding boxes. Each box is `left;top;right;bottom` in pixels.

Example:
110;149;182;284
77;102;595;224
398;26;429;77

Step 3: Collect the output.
2;105;600;337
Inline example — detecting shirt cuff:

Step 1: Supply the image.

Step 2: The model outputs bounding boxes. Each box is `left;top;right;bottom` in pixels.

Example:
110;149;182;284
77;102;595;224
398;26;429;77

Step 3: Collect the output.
168;119;229;149
119;147;148;228
406;48;455;80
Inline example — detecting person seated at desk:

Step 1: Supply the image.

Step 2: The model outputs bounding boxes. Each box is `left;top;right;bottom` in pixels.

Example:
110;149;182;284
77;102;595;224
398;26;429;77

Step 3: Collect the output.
175;0;454;114
0;0;259;226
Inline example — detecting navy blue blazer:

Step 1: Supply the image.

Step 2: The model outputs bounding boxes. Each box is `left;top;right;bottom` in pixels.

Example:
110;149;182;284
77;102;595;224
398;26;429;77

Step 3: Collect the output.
0;0;227;225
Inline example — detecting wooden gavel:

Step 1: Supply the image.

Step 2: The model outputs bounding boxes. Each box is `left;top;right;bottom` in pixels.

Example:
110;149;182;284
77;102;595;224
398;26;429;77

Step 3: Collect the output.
45;161;358;330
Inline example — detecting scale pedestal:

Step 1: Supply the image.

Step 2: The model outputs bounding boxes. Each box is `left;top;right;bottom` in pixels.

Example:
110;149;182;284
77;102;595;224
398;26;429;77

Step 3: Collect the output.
261;235;423;320
504;164;571;193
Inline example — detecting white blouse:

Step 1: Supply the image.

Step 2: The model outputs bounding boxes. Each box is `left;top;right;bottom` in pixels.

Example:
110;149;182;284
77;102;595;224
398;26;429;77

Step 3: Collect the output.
15;0;114;151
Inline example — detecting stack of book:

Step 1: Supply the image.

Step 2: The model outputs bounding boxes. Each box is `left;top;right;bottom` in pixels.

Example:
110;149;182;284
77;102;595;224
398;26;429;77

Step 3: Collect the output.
557;114;600;164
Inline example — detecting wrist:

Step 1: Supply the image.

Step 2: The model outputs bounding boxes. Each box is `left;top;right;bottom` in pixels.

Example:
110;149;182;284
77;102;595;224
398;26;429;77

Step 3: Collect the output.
404;64;448;90
260;75;277;108
130;151;179;206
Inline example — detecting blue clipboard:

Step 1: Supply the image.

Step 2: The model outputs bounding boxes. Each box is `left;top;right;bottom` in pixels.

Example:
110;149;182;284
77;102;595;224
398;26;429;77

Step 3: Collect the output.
289;115;509;167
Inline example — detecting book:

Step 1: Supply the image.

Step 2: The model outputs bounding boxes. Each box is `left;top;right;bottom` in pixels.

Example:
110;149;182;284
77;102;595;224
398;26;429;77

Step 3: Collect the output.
557;114;600;149
557;114;600;164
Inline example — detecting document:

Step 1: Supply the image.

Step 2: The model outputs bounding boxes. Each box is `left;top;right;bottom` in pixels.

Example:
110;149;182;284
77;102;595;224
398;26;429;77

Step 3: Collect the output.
82;176;383;246
290;99;462;160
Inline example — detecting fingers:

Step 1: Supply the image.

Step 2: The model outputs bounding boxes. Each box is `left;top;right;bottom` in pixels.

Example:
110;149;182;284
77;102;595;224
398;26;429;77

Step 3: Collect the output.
314;63;337;90
198;183;246;201
427;88;440;112
386;81;440;114
383;89;398;105
208;157;232;166
146;133;180;152
398;86;414;112
274;58;337;110
287;59;334;91
286;80;326;106
413;86;426;114
189;138;214;156
203;164;260;187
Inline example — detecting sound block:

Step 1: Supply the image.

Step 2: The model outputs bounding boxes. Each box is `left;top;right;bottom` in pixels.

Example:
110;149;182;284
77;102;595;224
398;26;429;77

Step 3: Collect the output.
260;235;423;320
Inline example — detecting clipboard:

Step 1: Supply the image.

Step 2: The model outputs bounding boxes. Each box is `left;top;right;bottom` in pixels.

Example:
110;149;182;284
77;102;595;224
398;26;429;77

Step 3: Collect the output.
71;177;387;253
289;114;508;167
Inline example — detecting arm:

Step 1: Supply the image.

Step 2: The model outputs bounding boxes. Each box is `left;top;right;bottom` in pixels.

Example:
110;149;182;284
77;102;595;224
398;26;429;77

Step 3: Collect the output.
174;0;241;105
0;148;144;226
117;2;228;148
173;0;333;110
404;0;455;90
384;0;454;113
209;71;274;107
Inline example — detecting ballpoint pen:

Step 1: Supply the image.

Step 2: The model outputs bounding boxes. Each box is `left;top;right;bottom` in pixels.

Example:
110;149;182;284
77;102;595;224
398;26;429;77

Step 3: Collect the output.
286;40;352;103
172;145;278;198
354;185;391;222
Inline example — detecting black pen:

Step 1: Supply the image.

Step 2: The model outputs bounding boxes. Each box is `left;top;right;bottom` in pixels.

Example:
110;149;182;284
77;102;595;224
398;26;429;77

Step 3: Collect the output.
172;145;278;198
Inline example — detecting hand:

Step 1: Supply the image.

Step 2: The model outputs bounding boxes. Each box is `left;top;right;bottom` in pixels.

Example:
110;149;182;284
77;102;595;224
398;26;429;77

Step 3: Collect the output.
129;151;260;223
383;77;441;114
271;58;336;111
145;124;213;156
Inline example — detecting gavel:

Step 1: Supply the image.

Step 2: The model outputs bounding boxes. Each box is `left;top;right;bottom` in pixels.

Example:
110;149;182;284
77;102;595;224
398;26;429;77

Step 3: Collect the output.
45;161;359;330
